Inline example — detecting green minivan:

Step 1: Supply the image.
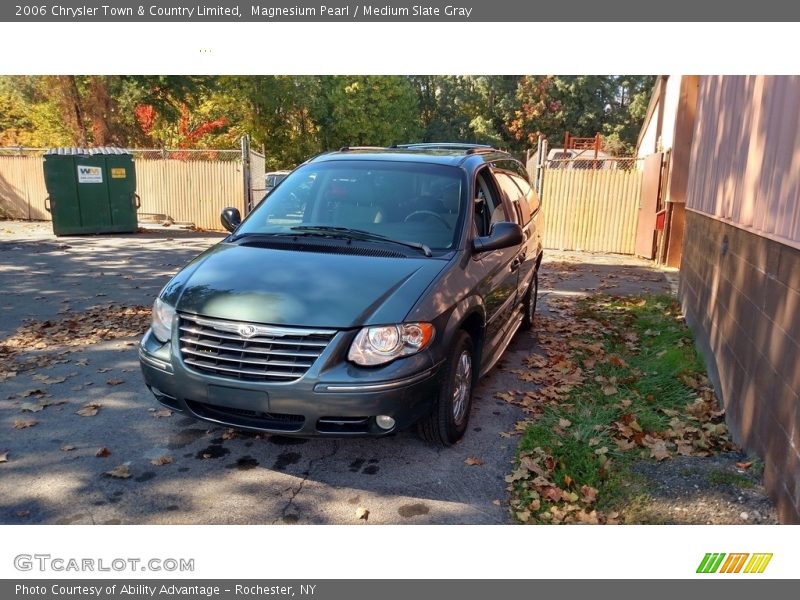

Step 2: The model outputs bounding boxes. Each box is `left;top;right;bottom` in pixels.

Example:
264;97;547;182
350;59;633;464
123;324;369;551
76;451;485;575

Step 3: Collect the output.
139;143;543;444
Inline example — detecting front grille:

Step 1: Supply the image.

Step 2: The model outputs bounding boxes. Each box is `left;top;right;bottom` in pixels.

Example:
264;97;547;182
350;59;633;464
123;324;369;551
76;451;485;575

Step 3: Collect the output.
178;313;336;382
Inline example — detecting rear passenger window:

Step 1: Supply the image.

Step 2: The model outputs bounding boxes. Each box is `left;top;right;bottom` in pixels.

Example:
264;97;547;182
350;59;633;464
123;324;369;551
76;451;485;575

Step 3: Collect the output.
493;172;529;225
507;172;540;216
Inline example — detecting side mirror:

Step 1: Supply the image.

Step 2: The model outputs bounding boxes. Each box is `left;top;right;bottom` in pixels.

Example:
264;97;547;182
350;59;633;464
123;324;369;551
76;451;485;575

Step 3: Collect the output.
220;207;242;233
472;222;523;254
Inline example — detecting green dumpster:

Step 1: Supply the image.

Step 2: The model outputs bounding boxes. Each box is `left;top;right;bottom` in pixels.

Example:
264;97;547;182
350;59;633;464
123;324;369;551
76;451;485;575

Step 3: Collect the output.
43;147;139;236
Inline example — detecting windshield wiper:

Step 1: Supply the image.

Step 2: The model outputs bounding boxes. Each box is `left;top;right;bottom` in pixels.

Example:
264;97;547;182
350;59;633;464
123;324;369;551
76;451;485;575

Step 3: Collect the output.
289;226;432;257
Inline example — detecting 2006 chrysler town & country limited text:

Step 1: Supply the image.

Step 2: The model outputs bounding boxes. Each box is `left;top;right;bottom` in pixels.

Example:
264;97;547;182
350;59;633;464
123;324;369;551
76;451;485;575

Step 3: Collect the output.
139;143;543;444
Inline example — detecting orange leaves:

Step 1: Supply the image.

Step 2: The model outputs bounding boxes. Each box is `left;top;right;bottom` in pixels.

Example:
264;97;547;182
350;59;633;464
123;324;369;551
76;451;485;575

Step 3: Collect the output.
464;456;484;466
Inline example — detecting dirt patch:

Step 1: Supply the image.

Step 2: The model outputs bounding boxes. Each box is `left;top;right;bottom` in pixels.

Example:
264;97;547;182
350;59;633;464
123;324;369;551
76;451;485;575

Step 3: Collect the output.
625;452;778;524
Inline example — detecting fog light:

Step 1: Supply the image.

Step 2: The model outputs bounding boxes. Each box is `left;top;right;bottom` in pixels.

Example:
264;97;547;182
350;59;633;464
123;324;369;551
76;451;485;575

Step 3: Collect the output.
376;415;395;430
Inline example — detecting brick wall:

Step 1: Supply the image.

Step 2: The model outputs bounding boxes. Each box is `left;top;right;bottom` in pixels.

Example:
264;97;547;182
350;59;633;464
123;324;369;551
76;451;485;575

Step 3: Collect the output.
680;210;800;522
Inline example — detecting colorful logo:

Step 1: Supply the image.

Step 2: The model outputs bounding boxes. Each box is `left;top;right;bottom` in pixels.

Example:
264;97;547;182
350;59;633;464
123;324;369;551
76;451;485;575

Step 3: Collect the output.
696;553;772;574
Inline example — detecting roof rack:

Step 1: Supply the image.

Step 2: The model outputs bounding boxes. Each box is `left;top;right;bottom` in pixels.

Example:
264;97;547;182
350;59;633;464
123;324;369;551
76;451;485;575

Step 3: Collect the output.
338;146;388;152
392;143;495;152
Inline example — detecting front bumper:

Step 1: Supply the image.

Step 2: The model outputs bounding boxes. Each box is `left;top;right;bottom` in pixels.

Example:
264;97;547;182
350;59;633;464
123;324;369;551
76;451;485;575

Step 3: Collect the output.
138;328;444;437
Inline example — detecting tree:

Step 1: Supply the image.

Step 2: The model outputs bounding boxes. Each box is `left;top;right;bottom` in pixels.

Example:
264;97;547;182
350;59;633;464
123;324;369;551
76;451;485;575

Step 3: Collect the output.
0;75;654;159
317;76;420;149
507;75;656;155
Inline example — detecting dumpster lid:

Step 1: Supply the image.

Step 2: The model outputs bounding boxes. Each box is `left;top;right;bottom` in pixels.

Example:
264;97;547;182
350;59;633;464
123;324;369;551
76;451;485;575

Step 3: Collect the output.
44;147;132;156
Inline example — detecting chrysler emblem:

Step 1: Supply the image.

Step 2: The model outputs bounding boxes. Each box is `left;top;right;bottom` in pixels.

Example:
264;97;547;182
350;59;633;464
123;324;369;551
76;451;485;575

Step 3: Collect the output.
238;324;258;338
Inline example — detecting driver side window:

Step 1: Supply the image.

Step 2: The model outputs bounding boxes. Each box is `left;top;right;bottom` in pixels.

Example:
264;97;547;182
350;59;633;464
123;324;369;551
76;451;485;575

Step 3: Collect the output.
474;169;507;237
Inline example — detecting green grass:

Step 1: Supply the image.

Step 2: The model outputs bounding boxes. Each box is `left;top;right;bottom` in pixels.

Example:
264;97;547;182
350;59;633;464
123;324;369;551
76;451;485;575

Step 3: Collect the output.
705;469;755;489
510;294;723;523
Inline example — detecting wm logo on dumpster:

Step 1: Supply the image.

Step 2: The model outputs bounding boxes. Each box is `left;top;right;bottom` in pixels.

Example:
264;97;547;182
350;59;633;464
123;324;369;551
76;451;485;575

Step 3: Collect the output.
697;553;772;573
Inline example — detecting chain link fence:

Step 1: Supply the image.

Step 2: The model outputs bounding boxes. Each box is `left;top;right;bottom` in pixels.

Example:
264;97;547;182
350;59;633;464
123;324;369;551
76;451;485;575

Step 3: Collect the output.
543;157;641;171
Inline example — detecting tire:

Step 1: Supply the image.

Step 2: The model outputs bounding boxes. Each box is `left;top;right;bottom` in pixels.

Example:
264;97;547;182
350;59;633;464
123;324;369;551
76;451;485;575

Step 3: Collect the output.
418;330;475;446
521;269;539;331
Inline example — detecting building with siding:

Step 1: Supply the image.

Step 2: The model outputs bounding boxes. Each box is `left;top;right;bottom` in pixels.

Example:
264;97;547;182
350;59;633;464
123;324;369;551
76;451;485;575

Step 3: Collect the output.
635;75;699;267
679;75;800;522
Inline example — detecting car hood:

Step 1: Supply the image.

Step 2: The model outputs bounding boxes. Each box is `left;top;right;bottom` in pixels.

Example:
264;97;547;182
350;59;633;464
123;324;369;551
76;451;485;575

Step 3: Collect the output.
171;243;447;328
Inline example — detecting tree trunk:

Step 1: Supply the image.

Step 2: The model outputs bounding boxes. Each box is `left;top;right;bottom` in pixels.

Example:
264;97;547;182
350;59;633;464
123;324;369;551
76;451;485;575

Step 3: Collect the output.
86;76;114;146
51;76;87;146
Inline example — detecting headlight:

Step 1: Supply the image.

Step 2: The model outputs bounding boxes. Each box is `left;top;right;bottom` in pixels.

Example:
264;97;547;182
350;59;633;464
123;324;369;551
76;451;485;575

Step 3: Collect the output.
151;297;176;343
348;323;435;366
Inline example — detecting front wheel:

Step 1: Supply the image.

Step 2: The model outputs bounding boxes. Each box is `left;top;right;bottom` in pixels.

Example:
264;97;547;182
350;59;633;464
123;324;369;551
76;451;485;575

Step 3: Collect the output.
521;270;539;330
418;331;475;445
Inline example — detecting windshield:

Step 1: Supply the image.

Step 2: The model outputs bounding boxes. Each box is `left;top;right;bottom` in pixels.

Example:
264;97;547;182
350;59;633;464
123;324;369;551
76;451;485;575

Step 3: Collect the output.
238;160;465;250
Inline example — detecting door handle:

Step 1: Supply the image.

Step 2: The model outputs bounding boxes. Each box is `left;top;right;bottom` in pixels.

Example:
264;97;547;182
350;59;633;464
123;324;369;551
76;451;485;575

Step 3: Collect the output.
510;257;521;271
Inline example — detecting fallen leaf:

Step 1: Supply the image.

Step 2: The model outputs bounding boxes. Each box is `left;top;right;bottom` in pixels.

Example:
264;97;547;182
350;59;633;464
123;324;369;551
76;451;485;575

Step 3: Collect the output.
615;438;636;450
0;451;8;463
516;509;531;521
580;485;598;504
464;456;484;466
104;463;131;479
151;455;173;466
13;419;38;429
356;507;369;521
736;461;753;470
60;444;77;452
20;388;47;398
608;355;628;368
558;418;572;428
521;455;547;476
601;385;618;396
95;447;111;458
106;378;124;386
97;368;111;373
76;403;101;417
650;440;671;461
19;402;44;413
152;409;172;418
492;499;501;506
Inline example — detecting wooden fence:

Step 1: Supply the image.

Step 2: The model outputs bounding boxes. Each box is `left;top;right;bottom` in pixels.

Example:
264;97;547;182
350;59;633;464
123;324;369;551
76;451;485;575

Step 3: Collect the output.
0;155;243;230
540;165;643;254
